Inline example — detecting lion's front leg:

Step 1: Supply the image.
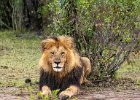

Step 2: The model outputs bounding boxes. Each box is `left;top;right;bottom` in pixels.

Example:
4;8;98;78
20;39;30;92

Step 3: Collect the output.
59;85;80;100
41;85;52;96
39;69;52;97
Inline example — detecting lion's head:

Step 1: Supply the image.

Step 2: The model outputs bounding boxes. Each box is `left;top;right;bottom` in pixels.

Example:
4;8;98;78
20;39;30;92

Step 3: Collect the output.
39;36;81;74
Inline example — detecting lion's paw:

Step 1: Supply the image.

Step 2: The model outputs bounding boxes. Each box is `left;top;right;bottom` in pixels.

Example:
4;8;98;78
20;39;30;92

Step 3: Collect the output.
41;89;52;97
59;91;72;100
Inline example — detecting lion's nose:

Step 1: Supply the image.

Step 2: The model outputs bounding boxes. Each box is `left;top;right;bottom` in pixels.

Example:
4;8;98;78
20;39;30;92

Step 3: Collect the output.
54;61;61;65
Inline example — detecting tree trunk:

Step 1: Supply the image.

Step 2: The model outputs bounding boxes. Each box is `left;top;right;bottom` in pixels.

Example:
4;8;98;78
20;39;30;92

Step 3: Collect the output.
24;0;42;35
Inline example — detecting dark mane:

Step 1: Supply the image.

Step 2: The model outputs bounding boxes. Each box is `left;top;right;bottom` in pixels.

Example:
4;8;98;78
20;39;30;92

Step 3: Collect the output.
39;66;83;93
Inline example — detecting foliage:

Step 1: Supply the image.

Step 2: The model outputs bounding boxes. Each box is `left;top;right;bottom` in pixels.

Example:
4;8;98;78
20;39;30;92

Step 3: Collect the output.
0;0;12;28
0;0;42;35
37;89;60;100
42;0;140;80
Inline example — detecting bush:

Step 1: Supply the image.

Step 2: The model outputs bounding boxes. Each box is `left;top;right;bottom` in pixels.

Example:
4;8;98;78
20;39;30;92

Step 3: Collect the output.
40;0;140;81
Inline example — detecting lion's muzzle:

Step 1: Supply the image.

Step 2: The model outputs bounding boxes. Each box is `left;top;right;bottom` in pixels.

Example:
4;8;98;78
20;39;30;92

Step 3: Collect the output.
52;61;63;72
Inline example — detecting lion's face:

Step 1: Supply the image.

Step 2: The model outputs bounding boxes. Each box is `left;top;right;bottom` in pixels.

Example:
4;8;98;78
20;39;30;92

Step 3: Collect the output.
40;36;77;73
46;46;67;72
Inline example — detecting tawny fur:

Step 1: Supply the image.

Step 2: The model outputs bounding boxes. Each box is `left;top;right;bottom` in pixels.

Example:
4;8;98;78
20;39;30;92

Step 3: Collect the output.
39;36;91;99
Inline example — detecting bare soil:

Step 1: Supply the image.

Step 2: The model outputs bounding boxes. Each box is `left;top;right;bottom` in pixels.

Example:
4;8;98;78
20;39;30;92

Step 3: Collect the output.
0;87;140;100
0;94;28;100
77;88;140;100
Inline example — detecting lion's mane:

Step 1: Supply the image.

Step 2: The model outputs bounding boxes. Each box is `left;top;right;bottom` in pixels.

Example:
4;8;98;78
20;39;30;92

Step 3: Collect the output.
39;36;83;92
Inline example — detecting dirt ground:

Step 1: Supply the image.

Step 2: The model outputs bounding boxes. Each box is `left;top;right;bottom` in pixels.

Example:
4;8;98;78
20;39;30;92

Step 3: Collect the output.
78;89;140;100
0;87;140;100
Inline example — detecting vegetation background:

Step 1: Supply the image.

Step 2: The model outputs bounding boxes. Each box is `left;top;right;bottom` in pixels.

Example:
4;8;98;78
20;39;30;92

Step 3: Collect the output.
0;0;140;99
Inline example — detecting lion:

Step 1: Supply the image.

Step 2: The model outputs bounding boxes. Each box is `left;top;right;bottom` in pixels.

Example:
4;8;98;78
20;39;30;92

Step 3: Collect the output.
39;36;91;100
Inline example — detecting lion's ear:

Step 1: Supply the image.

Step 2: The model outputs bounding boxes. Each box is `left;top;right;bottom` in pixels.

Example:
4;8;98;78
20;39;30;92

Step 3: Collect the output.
61;36;76;49
41;39;55;52
41;40;46;52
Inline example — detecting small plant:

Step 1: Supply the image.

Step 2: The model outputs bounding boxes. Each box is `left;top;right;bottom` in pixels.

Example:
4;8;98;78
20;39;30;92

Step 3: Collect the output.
26;83;60;100
37;91;49;100
37;89;60;100
52;89;60;100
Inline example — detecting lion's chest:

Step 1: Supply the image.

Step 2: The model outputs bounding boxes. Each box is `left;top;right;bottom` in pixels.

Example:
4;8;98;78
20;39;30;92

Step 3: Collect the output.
45;67;83;92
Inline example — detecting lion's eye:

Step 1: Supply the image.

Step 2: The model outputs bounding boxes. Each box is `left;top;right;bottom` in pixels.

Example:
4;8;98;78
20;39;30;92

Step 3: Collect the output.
50;52;55;55
61;52;65;56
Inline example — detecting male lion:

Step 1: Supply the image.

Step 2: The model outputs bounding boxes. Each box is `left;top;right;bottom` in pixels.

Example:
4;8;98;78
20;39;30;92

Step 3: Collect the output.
39;36;91;100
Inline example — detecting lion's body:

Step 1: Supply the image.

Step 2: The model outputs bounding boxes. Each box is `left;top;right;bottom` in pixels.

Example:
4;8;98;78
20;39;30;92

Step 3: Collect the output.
39;36;91;100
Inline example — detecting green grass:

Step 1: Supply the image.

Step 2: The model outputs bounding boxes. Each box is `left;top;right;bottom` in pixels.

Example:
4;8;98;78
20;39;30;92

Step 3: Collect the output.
116;57;140;81
0;31;41;87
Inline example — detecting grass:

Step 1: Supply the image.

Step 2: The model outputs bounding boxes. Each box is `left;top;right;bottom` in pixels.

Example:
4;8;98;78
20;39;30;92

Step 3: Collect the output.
0;31;140;98
0;31;41;87
116;56;140;81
